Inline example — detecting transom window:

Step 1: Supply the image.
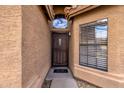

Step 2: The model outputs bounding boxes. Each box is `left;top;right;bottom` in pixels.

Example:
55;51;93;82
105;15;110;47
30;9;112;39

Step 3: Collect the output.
52;18;68;29
79;18;108;71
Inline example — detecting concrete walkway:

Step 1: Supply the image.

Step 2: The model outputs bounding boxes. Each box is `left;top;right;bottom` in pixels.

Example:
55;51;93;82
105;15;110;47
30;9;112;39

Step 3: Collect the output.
46;67;78;88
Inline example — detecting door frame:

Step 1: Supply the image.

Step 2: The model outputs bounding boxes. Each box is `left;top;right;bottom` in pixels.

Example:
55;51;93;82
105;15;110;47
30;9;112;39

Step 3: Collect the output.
51;32;69;67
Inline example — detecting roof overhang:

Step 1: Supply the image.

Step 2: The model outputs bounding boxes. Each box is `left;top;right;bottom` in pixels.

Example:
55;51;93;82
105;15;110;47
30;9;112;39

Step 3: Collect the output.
45;5;55;20
45;5;100;21
64;5;100;20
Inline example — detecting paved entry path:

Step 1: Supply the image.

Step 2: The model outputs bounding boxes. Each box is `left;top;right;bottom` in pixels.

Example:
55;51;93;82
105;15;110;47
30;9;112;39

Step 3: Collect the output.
46;67;78;88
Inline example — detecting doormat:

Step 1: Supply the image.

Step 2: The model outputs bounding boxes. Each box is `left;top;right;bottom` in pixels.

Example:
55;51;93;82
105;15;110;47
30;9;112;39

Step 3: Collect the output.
54;69;68;73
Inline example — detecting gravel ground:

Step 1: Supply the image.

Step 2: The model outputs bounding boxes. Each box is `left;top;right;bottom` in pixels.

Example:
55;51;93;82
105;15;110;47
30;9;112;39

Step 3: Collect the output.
75;78;99;88
42;80;52;88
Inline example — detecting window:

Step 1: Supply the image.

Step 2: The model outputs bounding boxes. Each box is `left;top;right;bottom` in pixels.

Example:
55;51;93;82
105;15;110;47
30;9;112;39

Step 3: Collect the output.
52;18;68;29
79;18;108;71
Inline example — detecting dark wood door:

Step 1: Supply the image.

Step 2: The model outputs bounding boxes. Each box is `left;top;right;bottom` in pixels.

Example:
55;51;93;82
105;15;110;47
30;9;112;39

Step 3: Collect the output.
52;33;69;67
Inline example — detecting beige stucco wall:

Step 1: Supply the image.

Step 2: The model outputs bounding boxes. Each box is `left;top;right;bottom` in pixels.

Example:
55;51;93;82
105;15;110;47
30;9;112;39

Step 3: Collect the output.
22;6;51;88
0;6;22;87
70;6;124;87
69;21;75;72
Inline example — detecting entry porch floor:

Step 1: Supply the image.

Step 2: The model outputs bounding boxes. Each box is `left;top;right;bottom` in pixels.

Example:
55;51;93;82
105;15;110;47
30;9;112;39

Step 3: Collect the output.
42;67;98;88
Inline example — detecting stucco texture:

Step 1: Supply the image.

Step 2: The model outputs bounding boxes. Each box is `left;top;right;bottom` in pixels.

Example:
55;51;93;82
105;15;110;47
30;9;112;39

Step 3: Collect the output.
0;5;51;88
70;5;124;87
22;6;51;88
0;6;22;87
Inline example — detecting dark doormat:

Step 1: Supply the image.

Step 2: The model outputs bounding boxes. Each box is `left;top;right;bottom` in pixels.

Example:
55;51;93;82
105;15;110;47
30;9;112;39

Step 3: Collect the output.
54;69;68;73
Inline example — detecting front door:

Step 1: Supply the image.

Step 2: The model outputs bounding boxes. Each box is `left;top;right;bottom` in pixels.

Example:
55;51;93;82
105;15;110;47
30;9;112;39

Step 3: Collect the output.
52;33;69;67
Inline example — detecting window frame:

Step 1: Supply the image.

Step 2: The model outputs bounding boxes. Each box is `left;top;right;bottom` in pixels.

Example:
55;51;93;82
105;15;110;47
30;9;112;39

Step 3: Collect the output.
79;18;108;71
